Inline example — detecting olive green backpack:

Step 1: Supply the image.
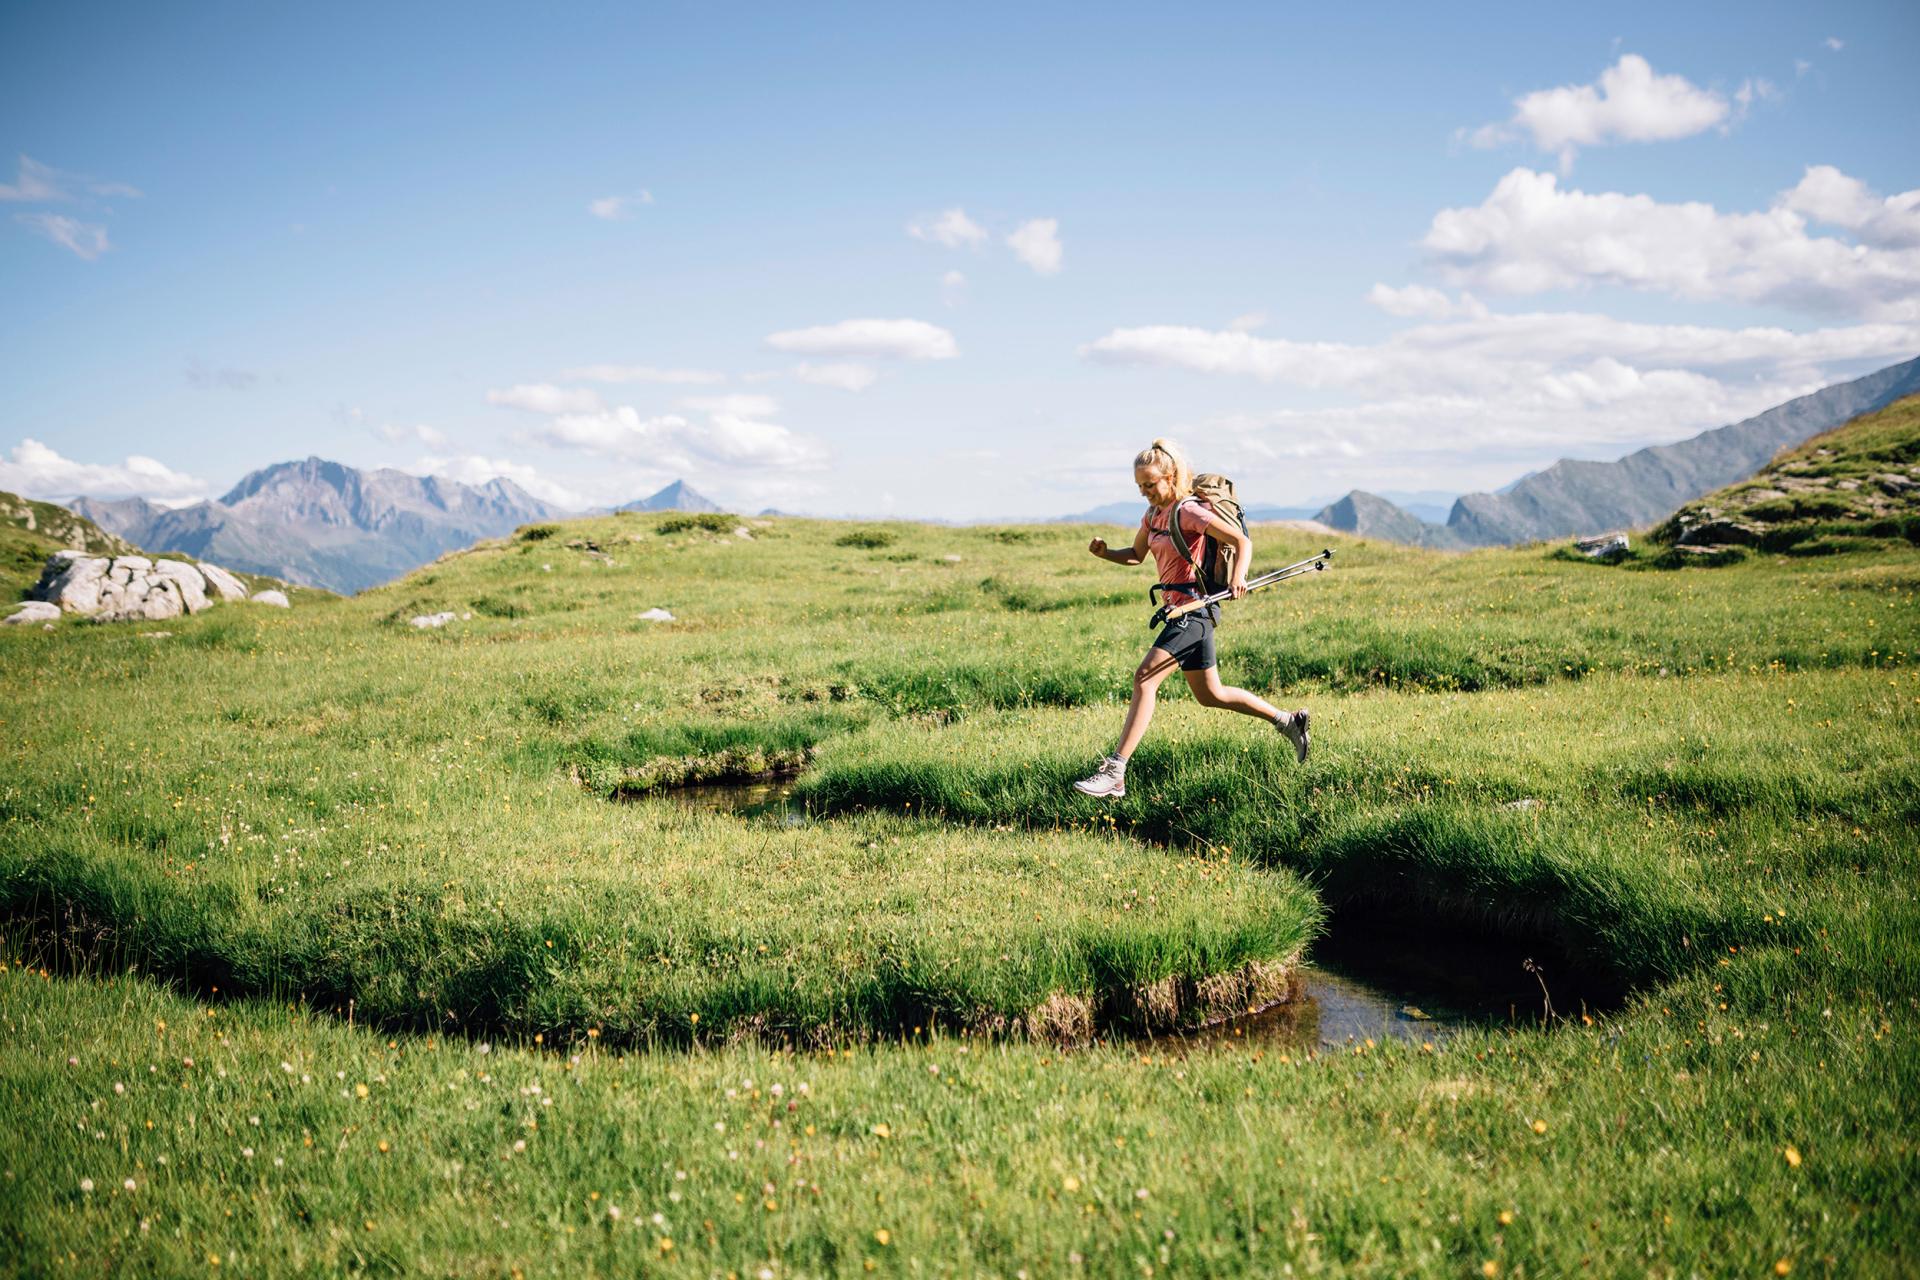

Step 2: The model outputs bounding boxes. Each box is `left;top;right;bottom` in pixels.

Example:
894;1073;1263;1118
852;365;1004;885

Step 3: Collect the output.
1168;473;1248;598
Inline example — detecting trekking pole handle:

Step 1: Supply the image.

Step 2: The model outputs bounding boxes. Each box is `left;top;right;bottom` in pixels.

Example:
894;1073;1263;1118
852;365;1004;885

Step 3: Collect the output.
1157;548;1333;622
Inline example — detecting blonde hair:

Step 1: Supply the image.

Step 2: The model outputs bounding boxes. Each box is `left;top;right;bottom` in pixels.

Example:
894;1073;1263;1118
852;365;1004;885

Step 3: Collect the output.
1134;437;1193;499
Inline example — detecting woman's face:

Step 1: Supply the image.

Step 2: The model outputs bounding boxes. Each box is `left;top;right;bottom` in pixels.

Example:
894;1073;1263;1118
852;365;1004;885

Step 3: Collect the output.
1135;464;1176;508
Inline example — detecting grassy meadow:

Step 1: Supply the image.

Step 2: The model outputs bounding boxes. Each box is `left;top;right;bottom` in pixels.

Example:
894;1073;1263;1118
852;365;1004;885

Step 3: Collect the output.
3;498;1918;1275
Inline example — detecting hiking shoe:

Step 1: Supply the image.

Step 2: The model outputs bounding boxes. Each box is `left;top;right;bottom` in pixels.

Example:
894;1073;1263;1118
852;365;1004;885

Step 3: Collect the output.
1072;756;1127;799
1275;708;1310;763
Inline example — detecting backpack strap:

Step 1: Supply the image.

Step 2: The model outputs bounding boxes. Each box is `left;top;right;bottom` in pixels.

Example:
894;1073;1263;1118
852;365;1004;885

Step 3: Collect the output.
1165;497;1210;582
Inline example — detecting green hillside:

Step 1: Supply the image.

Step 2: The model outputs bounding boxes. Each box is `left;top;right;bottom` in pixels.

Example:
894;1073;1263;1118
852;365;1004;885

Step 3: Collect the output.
2;511;1915;1276
0;489;139;597
1654;392;1920;555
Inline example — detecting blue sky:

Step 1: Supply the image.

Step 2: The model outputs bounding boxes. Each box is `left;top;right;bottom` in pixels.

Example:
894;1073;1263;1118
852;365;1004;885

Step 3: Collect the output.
3;1;1916;518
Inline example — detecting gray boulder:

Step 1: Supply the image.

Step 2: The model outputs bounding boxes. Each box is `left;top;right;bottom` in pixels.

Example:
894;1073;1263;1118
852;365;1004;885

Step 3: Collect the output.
251;590;290;608
198;562;249;602
3;601;62;626
26;550;271;623
152;560;211;614
32;554;111;613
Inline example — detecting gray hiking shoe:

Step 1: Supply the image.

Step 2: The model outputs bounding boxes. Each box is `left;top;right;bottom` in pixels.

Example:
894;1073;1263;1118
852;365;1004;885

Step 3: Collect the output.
1072;756;1127;799
1276;708;1310;763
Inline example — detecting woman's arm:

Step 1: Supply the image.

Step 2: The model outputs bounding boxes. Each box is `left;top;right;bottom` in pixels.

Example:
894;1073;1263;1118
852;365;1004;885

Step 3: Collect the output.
1087;524;1150;566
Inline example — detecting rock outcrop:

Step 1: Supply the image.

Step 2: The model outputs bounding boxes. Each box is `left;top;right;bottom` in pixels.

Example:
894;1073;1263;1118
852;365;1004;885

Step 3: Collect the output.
26;551;276;623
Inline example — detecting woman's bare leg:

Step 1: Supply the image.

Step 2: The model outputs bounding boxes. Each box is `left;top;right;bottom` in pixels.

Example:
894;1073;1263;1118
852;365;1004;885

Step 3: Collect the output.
1184;667;1283;722
1115;648;1181;759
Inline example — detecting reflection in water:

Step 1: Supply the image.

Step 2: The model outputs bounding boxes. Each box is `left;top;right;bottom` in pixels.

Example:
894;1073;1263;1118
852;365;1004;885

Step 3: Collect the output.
1175;966;1459;1053
639;779;807;824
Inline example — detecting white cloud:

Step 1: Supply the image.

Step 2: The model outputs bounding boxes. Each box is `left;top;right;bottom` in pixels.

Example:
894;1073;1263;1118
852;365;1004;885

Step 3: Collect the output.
0;438;206;502
1825;36;1844;52
1422;167;1920;319
1226;311;1269;333
1795;59;1812;78
1188;364;1817;493
908;208;988;249
16;213;109;260
1731;78;1779;119
561;364;724;385
487;383;606;414
1006;218;1063;275
378;423;450;449
534;404;827;472
408;454;588;509
791;362;878;392
0;155;142;202
677;393;780;417
1364;284;1485;321
765;318;958;361
1469;55;1730;171
588;190;654;220
1779;165;1920;249
1082;310;1920;394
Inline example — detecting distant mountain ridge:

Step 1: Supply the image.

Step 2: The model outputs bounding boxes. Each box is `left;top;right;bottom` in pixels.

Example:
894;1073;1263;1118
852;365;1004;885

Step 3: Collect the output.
73;458;567;594
1312;491;1464;548
1443;356;1920;545
1301;356;1920;549
617;480;723;514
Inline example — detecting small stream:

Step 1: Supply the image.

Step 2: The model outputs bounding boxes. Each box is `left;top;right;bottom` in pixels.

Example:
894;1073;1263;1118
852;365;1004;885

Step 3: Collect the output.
644;780;1585;1050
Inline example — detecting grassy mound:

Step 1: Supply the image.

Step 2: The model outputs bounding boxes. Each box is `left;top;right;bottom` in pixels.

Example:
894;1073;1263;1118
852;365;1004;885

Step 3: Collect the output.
1655;392;1920;556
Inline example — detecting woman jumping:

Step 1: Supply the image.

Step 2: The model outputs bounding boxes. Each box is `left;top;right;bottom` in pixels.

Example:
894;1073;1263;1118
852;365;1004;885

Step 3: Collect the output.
1073;438;1309;799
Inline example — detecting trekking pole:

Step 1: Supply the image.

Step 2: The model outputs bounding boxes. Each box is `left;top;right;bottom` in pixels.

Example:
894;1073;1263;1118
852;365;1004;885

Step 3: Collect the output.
1149;548;1333;628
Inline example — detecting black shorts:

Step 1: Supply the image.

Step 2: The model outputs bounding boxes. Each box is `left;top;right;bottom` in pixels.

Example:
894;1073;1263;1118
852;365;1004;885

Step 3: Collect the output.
1151;608;1217;671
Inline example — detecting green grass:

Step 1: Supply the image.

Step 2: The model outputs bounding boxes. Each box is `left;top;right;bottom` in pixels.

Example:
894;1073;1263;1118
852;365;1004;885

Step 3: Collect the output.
3;507;1918;1275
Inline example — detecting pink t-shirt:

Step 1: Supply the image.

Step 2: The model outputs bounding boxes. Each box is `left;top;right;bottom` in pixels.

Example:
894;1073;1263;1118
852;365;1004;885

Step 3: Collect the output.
1140;501;1215;605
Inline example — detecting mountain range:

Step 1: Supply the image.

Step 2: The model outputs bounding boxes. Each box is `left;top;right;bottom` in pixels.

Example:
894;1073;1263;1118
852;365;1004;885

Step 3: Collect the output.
1309;355;1920;547
70;466;737;594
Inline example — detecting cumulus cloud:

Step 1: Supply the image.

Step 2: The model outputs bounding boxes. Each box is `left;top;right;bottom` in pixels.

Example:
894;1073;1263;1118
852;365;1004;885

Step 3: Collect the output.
1779;165;1920;249
909;207;989;249
791;362;878;392
408;453;588;509
588;190;654;219
561;364;724;385
534;404;826;472
487;383;606;415
0;438;206;502
765;318;958;361
0;154;142;202
1006;218;1063;275
1226;311;1269;333
1422;167;1920;320
16;212;109;260
1468;55;1731;171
